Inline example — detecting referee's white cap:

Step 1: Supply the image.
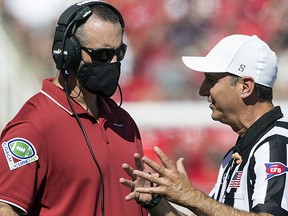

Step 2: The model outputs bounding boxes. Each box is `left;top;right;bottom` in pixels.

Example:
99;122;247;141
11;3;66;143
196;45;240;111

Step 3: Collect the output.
182;34;278;88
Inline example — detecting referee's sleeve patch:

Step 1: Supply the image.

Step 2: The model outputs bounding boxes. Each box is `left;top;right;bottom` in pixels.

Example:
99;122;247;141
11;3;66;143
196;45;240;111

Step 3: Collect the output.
265;162;288;180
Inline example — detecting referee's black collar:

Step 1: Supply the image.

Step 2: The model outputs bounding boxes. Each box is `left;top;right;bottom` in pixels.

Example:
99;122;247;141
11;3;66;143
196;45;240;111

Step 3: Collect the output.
234;106;283;157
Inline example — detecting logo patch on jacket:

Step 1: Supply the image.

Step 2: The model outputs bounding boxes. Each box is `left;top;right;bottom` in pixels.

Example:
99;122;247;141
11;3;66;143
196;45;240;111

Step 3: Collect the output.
265;162;288;180
1;138;39;170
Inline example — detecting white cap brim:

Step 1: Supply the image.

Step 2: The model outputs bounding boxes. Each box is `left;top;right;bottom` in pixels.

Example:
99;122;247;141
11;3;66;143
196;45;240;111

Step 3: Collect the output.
182;56;226;73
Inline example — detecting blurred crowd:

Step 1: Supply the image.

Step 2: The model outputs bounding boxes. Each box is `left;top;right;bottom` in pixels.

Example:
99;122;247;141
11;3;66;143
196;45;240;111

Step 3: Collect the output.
113;0;288;101
1;0;288;102
1;0;288;192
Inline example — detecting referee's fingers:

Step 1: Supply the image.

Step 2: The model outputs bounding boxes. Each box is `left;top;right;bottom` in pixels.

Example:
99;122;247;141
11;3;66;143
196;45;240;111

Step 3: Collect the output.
176;158;188;177
134;153;145;170
153;146;174;170
122;163;137;180
142;155;165;176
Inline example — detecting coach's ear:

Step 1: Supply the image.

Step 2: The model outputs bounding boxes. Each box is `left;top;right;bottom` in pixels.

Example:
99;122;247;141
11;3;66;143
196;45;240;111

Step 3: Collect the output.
239;76;255;99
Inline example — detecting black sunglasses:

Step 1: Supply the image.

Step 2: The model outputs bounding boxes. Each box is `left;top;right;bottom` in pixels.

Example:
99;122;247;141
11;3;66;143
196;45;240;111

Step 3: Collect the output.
81;43;127;64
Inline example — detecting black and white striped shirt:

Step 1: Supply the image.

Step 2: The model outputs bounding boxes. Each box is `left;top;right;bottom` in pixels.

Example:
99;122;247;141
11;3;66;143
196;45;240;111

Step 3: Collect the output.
209;106;288;215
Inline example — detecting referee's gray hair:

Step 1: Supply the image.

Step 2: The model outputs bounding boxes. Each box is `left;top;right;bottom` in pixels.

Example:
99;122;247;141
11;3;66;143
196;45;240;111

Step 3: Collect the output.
228;74;273;102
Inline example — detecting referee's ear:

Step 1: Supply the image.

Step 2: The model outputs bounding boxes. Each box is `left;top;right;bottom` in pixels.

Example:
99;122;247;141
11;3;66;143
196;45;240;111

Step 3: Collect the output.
239;76;255;99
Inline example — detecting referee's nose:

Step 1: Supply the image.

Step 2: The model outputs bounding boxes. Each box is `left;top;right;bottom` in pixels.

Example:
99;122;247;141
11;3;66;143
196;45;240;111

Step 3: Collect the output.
199;76;210;97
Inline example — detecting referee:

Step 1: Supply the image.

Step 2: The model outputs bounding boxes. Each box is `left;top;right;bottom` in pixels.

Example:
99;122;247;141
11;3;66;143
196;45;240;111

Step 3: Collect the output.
120;34;288;216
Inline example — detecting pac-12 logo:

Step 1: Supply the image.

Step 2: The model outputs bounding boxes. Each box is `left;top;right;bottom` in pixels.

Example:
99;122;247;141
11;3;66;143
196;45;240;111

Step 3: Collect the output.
2;138;39;170
265;162;288;180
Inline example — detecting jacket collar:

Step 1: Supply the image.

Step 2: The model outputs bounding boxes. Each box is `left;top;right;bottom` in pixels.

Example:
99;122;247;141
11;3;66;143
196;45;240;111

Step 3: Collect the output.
40;78;112;119
235;106;283;157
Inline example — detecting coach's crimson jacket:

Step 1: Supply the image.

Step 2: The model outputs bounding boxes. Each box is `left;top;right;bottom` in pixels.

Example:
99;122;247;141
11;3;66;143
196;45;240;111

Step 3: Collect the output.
0;78;147;216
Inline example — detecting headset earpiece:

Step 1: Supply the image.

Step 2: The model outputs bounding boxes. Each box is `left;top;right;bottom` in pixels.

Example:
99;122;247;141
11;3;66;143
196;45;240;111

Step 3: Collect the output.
64;36;82;70
52;36;82;71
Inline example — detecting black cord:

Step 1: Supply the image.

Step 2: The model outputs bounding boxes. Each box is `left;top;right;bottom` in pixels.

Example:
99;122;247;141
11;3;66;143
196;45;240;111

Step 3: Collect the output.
105;84;123;109
63;79;105;216
58;7;105;215
117;84;123;108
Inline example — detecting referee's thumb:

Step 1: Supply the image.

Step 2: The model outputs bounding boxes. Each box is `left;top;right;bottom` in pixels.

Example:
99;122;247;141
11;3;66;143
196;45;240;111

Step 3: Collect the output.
176;158;188;177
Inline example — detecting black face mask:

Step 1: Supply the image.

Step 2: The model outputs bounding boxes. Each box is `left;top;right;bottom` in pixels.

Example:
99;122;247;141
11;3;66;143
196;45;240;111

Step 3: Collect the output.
77;62;121;97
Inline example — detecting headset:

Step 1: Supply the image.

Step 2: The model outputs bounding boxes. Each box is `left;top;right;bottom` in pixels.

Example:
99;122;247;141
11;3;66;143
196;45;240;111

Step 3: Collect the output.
51;2;126;216
52;0;125;75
